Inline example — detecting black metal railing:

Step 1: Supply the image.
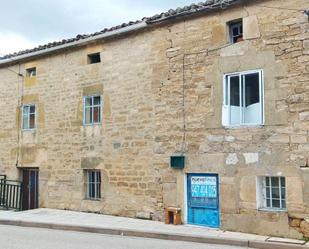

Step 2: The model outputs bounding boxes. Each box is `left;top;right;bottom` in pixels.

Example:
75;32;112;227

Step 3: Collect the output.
0;175;22;211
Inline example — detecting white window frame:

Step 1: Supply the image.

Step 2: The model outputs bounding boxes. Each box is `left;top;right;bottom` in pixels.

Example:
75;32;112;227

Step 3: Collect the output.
85;170;101;200
257;176;286;212
21;104;36;131
83;95;103;126
222;69;264;127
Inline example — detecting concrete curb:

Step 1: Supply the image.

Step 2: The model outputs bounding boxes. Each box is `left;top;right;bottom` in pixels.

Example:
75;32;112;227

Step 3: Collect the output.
0;219;308;249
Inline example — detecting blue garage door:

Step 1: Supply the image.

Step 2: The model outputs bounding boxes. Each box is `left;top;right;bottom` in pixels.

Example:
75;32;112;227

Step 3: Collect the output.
187;174;220;228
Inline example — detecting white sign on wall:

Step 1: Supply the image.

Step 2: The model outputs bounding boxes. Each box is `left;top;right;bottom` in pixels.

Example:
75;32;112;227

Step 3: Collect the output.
191;176;217;198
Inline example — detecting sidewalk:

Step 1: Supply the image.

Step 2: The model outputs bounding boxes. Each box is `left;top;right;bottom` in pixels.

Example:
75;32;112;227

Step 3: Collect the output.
0;208;307;249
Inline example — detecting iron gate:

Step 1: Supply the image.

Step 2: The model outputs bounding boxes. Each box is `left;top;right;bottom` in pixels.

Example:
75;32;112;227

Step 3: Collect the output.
0;175;22;210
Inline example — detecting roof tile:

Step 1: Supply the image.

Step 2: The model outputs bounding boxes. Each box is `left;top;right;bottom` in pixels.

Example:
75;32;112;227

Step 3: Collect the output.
0;0;241;61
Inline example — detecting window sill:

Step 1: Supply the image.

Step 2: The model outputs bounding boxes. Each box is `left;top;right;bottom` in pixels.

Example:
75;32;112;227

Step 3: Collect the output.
84;198;102;202
83;123;102;127
22;129;36;133
258;208;287;213
223;124;264;129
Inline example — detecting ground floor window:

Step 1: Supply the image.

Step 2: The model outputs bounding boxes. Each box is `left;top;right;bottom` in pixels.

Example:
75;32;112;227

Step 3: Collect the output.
257;176;286;211
85;170;101;200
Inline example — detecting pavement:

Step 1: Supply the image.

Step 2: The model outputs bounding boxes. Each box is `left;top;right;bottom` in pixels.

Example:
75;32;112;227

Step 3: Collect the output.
0;208;308;249
0;225;250;249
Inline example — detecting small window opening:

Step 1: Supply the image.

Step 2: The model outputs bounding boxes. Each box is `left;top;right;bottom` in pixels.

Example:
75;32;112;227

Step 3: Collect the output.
87;53;101;64
26;67;36;77
229;20;243;43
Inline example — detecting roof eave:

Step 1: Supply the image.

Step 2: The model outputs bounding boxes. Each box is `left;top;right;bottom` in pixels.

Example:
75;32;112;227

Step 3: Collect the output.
146;0;245;24
0;21;148;67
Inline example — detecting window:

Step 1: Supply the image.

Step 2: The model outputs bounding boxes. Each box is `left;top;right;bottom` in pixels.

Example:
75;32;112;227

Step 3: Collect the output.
87;53;101;64
257;176;286;211
229;20;243;43
22;105;36;130
222;70;263;126
83;96;102;125
26;67;36;77
85;170;101;200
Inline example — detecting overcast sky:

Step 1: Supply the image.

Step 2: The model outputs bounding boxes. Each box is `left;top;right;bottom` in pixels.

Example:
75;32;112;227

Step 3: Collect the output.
0;0;195;55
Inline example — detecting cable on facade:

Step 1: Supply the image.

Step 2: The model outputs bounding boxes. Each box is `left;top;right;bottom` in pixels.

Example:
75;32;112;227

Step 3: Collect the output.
15;64;23;167
181;19;187;156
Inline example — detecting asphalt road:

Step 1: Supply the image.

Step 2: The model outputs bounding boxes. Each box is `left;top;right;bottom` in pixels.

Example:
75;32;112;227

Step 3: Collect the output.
0;225;253;249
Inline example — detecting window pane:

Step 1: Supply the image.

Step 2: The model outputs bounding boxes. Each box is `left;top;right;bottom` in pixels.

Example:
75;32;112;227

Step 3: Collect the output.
232;27;239;36
271;177;279;187
89;183;95;198
93;96;101;106
96;183;101;199
272;188;280;199
84;107;92;124
243;72;261;124
96;172;101;183
93;107;101;123
272;199;280;208
30;105;35;113
88;171;92;183
91;171;96;183
29;114;35;129
230;76;240;106
281;188;286;199
23;115;29;129
281;177;285;187
85;97;92;107
229;76;240;125
244;73;260;107
23;106;29;116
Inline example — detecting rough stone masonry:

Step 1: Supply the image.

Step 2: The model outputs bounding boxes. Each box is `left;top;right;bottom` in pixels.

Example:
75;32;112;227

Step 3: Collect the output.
0;0;308;240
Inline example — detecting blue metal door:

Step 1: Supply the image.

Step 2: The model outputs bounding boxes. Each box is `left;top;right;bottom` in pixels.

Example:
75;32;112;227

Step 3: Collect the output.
187;174;220;228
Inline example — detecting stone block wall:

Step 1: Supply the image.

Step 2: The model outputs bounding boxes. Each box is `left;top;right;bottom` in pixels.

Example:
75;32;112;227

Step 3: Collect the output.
0;0;308;239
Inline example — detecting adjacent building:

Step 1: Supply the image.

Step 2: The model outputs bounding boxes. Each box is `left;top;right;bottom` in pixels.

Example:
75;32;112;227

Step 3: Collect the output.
0;0;308;239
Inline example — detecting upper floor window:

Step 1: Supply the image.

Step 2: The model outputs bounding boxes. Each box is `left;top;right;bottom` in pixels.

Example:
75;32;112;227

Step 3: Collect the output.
22;105;36;130
85;170;101;200
229;20;243;43
222;70;263;127
83;95;102;125
87;53;101;64
26;67;36;77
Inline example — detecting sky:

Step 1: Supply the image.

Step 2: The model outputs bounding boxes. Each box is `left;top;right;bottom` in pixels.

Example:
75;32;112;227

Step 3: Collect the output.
0;0;195;55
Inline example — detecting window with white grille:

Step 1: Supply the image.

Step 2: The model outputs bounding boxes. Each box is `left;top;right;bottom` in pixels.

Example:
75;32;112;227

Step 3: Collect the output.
22;105;36;130
83;95;102;125
257;176;286;211
85;170;101;200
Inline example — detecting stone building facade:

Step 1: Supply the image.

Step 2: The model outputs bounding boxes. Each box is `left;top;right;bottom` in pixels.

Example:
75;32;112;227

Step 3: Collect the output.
0;0;308;239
